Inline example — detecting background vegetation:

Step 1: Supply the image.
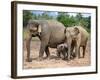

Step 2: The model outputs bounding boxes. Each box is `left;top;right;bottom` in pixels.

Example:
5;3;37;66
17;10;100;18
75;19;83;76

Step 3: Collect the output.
23;10;91;33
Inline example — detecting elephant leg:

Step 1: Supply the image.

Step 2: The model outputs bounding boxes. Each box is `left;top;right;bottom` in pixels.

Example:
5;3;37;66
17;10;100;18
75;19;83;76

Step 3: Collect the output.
62;52;66;60
38;41;48;60
75;40;81;59
26;34;32;62
83;46;86;58
75;46;80;59
70;45;75;59
67;45;71;61
78;47;80;58
56;51;61;58
45;46;50;58
65;37;72;61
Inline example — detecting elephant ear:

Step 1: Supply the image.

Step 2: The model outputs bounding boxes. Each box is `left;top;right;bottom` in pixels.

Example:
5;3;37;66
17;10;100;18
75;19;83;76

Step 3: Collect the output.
74;27;80;36
37;24;42;35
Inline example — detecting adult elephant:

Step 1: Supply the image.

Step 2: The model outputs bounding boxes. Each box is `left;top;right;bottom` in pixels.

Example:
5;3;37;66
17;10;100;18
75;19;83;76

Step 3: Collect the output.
65;26;89;60
26;20;67;62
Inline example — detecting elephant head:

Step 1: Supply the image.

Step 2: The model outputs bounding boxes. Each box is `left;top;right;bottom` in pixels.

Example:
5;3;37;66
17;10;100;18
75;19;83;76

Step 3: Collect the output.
72;27;80;40
57;43;68;59
27;20;42;37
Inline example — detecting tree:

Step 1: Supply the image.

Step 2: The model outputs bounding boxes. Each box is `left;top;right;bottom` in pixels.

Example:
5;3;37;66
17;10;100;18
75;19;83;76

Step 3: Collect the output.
57;12;77;27
23;10;33;27
76;13;82;21
75;13;91;32
39;12;53;20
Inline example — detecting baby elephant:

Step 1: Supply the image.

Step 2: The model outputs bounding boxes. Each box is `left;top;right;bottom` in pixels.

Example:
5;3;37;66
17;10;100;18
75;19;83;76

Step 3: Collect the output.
56;43;68;60
57;43;76;60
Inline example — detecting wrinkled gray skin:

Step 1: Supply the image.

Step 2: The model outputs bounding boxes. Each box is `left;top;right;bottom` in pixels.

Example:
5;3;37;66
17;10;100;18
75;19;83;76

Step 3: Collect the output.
56;43;68;60
65;26;89;60
26;20;67;62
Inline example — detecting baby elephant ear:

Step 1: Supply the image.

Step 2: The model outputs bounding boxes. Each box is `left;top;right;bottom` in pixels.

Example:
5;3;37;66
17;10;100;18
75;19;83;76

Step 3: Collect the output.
74;27;80;35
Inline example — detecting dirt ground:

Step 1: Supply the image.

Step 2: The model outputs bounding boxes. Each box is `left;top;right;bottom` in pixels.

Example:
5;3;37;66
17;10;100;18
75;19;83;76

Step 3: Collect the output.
23;38;91;69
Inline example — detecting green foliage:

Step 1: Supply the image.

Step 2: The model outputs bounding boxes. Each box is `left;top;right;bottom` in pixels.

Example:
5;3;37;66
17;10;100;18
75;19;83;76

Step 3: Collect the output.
76;13;82;21
23;10;33;27
38;12;53;20
75;13;91;33
57;12;76;27
23;10;91;33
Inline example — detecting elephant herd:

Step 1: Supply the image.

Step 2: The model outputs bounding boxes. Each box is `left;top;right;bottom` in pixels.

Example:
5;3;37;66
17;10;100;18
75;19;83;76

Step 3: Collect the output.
26;20;89;62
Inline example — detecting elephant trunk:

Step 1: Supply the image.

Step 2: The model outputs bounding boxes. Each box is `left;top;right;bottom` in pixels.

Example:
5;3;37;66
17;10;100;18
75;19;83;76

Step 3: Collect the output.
26;33;32;62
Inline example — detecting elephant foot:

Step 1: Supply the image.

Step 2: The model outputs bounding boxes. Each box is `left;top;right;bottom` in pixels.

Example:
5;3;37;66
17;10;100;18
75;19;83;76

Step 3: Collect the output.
82;55;85;58
78;55;83;58
65;57;70;61
79;56;84;58
37;57;44;61
26;58;32;62
78;56;81;58
56;55;61;59
66;56;71;61
66;59;70;62
56;54;61;58
75;56;79;60
70;55;75;60
83;56;85;58
45;56;51;60
62;58;66;60
70;56;74;59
